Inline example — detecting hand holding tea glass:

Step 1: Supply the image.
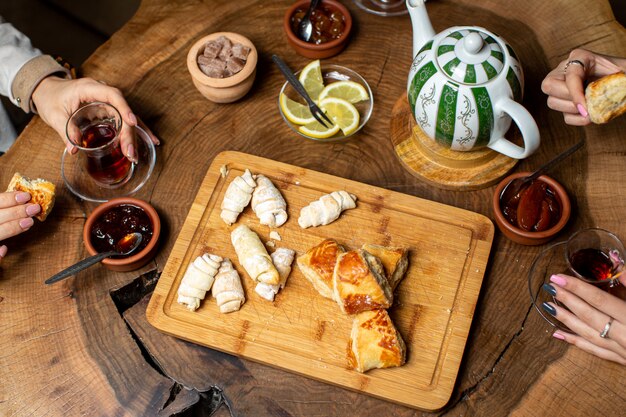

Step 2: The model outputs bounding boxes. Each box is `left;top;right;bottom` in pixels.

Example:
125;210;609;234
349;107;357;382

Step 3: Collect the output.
31;76;159;161
540;229;626;365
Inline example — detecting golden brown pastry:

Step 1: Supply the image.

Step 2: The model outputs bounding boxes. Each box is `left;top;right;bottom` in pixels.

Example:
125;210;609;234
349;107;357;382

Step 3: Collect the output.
361;244;409;290
333;249;393;315
296;238;345;299
348;309;406;373
6;172;56;221
585;72;626;124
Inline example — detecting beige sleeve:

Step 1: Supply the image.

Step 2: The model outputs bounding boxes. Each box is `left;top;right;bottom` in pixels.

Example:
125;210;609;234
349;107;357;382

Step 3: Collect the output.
11;55;70;114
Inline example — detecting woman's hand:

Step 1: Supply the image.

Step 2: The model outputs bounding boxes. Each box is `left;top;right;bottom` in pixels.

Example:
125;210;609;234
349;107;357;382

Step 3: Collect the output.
542;273;626;365
541;49;626;126
0;191;41;262
31;76;159;162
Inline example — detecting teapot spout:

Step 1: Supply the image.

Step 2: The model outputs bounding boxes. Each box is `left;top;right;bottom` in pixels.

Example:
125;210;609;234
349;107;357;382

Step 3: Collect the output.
406;0;436;58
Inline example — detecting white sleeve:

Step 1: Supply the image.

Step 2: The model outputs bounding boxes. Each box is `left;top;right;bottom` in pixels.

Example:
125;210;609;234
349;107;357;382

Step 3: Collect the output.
0;16;42;103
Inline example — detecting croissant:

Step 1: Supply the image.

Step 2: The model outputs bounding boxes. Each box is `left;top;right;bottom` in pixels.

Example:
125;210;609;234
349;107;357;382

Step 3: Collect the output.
231;224;280;285
212;258;245;313
251;175;288;228
220;169;256;225
177;253;222;311
298;191;357;228
255;247;295;301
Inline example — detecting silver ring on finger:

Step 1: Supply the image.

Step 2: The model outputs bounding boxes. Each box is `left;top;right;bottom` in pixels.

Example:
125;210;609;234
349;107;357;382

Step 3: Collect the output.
599;317;614;338
563;60;585;73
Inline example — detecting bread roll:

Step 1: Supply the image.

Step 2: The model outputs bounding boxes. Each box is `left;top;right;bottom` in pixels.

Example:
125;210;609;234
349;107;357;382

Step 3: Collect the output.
585;72;626;124
6;172;56;221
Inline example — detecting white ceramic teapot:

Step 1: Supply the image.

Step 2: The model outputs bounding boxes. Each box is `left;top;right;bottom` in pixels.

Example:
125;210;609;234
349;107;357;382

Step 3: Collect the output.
406;0;539;159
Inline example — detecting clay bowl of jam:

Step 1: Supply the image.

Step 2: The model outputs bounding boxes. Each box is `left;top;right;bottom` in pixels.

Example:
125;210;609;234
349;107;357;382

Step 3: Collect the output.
493;172;571;246
83;197;161;272
284;0;352;59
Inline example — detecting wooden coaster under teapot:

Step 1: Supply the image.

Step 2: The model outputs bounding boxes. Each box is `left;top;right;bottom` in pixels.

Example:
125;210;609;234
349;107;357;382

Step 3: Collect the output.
390;94;517;191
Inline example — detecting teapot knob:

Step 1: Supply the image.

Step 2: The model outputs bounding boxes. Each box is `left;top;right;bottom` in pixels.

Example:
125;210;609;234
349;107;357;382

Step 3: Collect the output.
463;32;484;55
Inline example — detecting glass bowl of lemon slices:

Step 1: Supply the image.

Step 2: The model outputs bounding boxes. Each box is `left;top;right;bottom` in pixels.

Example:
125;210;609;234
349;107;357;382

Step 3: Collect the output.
278;60;373;141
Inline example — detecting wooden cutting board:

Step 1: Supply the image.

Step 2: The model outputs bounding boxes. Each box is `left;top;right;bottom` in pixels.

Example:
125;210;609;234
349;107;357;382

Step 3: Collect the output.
147;151;494;410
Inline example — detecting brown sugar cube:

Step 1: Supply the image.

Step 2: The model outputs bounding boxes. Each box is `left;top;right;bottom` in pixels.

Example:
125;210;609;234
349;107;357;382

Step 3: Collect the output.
231;43;250;61
226;57;246;76
203;40;222;59
199;57;226;78
217;36;233;61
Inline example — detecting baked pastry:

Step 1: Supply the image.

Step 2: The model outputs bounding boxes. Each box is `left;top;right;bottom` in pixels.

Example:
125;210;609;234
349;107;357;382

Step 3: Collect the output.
333;249;393;315
585;72;626;124
298;191;357;228
220;169;256;225
212;258;245;313
296;238;346;299
177;253;222;311
6;172;56;221
231;224;280;285
348;309;406;373
255;247;295;301
361;244;409;290
251;174;288;228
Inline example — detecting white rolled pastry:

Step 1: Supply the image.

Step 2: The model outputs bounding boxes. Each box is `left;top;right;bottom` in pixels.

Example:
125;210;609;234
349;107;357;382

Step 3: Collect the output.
176;253;222;311
212;258;245;313
298;191;357;228
251;175;288;228
231;224;280;285
255;247;295;301
220;169;256;225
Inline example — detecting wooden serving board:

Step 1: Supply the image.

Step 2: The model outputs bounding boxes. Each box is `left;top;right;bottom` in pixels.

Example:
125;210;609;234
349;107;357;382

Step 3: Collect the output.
147;151;494;410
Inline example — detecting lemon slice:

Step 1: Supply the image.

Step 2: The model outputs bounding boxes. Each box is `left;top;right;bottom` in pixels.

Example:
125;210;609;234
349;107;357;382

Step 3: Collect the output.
318;81;369;103
319;97;360;136
298;118;341;139
298;60;325;102
280;94;316;125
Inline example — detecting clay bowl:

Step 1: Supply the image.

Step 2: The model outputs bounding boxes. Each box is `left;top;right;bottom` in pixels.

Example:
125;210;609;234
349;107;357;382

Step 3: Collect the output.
493;172;571;246
284;0;352;59
186;32;258;103
83;197;161;272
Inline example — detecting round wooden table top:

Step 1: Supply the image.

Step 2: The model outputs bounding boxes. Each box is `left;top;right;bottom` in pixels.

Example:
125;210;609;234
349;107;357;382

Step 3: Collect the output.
1;0;625;416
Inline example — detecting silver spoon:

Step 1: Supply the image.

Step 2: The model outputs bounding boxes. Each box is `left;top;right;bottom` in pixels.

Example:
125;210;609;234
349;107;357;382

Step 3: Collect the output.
297;0;321;42
45;232;143;284
500;140;584;204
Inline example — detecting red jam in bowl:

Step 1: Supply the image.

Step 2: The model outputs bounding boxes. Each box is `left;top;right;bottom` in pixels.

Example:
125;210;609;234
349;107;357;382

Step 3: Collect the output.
290;5;346;44
90;204;153;257
500;179;561;232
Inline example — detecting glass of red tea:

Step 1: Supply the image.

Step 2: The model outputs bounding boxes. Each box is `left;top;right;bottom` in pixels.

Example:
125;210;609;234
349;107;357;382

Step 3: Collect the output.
565;228;625;288
65;102;134;188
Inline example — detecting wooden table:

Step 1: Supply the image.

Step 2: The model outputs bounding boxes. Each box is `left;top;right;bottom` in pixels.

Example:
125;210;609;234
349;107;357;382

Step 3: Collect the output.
1;0;625;415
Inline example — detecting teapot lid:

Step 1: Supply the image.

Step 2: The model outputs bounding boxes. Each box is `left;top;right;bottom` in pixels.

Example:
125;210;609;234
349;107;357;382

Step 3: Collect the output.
436;28;505;85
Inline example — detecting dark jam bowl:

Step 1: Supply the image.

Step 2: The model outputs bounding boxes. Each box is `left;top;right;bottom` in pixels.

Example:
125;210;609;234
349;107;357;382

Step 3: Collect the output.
83;197;161;272
284;0;352;59
493;172;571;246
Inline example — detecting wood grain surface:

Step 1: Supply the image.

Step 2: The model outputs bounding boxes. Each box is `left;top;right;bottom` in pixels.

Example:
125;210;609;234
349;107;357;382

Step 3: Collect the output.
147;151;493;410
1;0;625;416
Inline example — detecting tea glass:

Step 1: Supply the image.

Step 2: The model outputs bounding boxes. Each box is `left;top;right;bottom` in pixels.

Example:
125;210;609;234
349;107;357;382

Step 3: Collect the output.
564;228;625;288
66;102;134;188
353;0;408;16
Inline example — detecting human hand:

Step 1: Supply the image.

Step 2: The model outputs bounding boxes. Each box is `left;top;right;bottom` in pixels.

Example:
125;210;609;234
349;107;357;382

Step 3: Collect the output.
542;273;626;365
31;76;159;162
0;191;41;262
541;49;626;126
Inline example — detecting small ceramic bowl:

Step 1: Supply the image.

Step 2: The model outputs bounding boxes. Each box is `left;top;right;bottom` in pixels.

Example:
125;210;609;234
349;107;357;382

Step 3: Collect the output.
492;172;571;246
284;0;352;59
186;32;258;103
83;197;161;272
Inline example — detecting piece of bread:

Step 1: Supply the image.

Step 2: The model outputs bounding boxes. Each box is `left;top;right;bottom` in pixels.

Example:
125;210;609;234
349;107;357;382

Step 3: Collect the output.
348;309;406;373
333;249;393;315
6;172;56;221
585;72;626;124
361;244;409;291
296;239;345;299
